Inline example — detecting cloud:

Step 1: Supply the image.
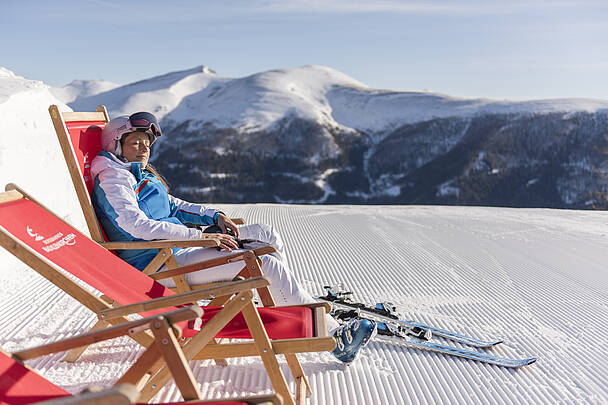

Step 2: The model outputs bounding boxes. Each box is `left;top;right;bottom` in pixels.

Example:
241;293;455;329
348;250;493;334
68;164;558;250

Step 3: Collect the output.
253;0;606;16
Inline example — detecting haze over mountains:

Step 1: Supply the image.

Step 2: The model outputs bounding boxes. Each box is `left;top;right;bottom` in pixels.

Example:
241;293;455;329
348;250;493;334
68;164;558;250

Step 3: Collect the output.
4;65;608;208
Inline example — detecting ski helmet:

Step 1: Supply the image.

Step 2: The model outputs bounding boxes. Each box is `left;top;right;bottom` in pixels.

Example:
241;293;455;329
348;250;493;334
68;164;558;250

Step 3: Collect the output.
101;112;162;156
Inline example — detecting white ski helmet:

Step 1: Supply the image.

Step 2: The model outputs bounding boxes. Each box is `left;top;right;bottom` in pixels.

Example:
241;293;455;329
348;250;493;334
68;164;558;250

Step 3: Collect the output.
101;112;162;156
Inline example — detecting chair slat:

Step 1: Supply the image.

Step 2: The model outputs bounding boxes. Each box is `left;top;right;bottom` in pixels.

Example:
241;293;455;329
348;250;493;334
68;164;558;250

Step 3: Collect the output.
0;189;23;204
61;111;107;122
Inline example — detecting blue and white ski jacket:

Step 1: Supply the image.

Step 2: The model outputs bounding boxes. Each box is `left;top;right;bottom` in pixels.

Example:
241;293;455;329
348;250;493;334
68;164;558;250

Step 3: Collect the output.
90;151;221;271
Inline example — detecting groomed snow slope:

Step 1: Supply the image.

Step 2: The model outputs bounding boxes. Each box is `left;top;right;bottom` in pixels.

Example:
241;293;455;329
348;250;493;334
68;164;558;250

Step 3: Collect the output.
1;203;607;404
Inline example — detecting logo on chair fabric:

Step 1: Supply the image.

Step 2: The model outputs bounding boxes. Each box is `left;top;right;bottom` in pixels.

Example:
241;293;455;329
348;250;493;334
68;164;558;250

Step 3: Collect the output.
26;226;76;252
26;226;44;241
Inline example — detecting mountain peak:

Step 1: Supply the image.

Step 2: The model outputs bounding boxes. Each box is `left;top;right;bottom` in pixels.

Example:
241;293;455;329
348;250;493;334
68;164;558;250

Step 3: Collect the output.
200;65;216;75
0;67;18;78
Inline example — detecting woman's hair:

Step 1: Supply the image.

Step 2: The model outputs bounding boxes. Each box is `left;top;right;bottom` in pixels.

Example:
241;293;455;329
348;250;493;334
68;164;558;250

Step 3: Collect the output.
145;163;170;192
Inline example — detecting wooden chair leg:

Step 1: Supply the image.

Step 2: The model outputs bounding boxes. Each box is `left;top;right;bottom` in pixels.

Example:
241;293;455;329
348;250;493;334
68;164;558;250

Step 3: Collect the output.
151;319;202;401
166;255;192;294
62;319;108;362
206;338;229;366
116;341;164;394
142;248;173;275
284;353;312;402
143;249;191;293
137;291;254;402
241;301;295;405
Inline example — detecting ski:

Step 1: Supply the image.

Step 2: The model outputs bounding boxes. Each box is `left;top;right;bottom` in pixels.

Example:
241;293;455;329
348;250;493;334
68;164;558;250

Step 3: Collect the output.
375;334;536;368
319;287;536;368
318;287;502;348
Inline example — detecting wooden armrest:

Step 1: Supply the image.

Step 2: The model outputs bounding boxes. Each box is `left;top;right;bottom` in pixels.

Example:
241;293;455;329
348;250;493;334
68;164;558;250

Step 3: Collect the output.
235;394;283;405
99;277;270;320
291;302;331;313
149;246;276;280
14;306;203;361
31;384;139;405
100;238;219;250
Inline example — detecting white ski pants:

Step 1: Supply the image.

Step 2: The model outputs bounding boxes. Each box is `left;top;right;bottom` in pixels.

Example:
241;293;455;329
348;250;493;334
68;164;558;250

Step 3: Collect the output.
156;223;340;332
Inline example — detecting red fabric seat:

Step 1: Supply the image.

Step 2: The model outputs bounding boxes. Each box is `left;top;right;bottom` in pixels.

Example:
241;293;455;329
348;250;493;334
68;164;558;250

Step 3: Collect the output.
187;306;312;339
0;351;69;405
0;198;313;340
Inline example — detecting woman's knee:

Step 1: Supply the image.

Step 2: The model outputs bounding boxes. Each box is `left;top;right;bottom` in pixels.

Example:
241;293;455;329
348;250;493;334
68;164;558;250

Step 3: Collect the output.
259;255;287;277
241;223;283;245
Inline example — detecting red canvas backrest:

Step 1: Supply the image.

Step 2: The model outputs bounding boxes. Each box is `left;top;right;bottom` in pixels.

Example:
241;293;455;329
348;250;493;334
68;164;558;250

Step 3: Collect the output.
63;121;105;194
0;197;177;317
49;105;109;243
0;350;69;404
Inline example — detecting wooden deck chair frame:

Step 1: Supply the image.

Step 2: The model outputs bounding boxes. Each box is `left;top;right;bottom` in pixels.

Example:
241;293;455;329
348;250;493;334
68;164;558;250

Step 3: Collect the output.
4;306;282;405
34;385;282;405
48;105;275;302
35;384;282;405
0;187;335;405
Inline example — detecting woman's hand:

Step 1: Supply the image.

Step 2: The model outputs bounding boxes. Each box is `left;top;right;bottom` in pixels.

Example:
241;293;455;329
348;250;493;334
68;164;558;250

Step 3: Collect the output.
203;232;239;252
216;214;240;238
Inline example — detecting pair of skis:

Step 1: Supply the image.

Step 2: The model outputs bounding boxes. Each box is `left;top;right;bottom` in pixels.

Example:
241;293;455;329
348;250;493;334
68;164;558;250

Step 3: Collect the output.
318;286;536;368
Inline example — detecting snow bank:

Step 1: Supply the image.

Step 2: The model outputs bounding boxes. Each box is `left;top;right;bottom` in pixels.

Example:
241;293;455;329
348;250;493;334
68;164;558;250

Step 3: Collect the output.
0;67;87;281
0;68;84;224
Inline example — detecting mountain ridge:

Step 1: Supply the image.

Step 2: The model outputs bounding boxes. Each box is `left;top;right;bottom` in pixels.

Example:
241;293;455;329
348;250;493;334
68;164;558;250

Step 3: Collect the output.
3;65;608;208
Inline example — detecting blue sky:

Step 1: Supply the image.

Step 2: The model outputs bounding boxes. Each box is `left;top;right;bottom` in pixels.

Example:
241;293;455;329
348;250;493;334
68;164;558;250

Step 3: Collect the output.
1;0;607;100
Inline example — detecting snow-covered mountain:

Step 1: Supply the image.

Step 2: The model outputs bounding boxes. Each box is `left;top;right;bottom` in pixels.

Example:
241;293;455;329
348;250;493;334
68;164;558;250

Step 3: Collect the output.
5;64;608;208
64;64;608;208
68;64;608;134
50;78;120;104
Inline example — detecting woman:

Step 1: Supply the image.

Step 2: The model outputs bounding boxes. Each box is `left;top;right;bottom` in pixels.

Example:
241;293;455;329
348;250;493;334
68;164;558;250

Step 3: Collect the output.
90;112;376;363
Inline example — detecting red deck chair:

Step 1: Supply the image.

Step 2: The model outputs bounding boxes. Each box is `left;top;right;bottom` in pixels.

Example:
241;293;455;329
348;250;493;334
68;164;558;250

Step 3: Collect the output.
48;104;275;302
0;306;282;405
0;186;334;405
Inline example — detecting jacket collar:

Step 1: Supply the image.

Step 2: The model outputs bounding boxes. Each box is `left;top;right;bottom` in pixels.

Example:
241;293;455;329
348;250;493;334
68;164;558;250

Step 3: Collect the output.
96;151;145;181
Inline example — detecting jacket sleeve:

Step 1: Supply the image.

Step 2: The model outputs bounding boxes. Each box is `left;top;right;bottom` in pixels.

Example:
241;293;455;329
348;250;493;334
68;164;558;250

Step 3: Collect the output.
168;194;222;226
95;168;203;241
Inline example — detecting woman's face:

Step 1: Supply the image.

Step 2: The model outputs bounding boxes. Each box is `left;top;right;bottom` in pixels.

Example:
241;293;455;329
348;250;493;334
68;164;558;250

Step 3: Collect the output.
121;132;151;168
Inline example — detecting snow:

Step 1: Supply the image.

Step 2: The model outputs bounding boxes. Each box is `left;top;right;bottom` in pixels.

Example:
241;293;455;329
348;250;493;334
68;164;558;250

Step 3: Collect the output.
50;79;120;104
1;66;608;404
56;64;608;137
329;90;608;133
0;67;86;230
1;203;608;404
68;65;227;122
437;180;460;198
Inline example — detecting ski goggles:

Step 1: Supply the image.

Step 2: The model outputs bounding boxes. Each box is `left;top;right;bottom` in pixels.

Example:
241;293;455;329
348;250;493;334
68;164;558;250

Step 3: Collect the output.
121;112;162;140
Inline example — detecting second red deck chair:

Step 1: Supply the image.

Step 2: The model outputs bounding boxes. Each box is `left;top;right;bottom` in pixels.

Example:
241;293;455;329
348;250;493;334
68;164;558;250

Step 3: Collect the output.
0;306;282;404
0;186;335;405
